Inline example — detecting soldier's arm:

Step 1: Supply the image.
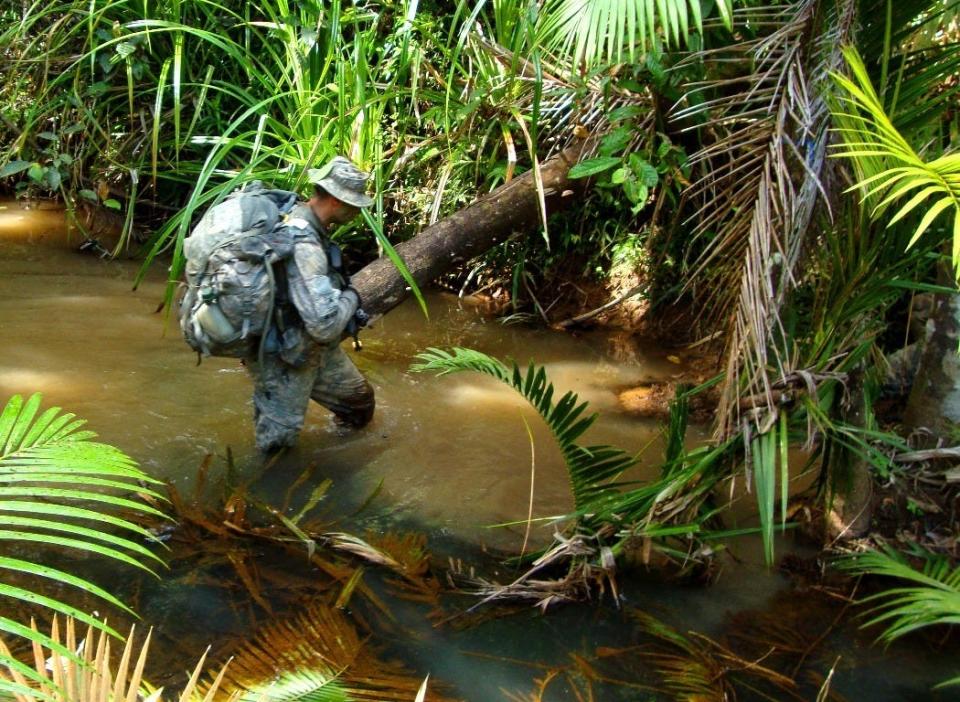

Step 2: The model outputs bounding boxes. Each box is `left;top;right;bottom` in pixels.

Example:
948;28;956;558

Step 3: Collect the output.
286;240;359;345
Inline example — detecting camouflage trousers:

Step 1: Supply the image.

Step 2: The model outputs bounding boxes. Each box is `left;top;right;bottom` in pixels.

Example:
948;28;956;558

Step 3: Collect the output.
246;345;375;452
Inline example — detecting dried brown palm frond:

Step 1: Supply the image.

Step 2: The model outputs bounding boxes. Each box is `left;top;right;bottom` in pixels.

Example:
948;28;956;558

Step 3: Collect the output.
0;617;232;702
163;471;413;618
328;531;441;604
671;0;857;437
207;602;453;702
629;610;807;701
446;529;616;613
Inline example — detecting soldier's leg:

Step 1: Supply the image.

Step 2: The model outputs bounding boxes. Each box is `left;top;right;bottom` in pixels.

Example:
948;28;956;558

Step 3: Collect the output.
310;347;375;427
246;354;318;452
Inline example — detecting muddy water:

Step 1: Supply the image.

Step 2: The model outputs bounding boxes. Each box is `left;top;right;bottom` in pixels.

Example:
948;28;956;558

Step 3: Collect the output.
1;201;955;700
0;200;693;551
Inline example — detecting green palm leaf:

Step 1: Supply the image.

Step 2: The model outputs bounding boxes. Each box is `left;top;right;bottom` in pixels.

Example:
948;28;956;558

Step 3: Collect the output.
0;394;167;660
537;0;734;66
831;46;960;274
837;546;960;687
411;347;636;511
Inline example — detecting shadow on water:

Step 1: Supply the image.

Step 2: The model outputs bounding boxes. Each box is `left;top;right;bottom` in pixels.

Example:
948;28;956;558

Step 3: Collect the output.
1;200;957;700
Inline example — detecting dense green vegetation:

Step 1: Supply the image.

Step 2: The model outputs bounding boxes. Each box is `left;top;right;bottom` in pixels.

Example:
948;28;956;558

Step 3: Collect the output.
3;0;960;697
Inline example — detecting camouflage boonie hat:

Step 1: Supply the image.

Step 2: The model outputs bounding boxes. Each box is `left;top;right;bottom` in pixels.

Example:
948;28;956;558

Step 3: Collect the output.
307;156;374;208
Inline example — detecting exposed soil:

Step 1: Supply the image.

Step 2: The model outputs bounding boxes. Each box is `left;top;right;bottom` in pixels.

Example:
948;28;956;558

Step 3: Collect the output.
615;341;724;421
440;254;727;422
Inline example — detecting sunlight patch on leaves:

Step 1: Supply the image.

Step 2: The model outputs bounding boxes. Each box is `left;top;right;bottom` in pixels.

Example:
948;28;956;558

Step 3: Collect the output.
831;46;960;277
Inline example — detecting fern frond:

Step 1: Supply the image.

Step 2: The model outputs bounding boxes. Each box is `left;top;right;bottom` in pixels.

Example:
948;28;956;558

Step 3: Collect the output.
411;347;635;511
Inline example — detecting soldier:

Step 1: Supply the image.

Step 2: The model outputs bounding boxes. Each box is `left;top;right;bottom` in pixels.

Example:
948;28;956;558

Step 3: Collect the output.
246;156;375;452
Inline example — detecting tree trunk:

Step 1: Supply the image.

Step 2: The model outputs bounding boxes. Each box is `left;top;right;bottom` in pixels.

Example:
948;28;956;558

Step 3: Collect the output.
825;372;874;540
350;145;586;318
904;285;960;438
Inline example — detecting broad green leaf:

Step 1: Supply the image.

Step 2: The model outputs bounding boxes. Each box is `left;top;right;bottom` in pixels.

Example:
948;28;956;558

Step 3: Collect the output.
0;616;79;662
0;582;123;637
0;472;162;500
568;156;621;179
0;500;159;538
18;406;63;448
832;47;960;274
907;198;954;249
0;393;169;656
0;161;32;178
599;126;632;156
0;531;157;576
0;516;163;563
608;105;643;122
638;161;659;187
0;487;166;518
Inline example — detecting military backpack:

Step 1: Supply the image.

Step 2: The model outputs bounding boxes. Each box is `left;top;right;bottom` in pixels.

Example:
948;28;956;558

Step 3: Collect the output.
178;181;304;360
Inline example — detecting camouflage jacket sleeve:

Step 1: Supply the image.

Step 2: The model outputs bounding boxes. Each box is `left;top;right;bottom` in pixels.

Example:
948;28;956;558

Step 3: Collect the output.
285;233;359;346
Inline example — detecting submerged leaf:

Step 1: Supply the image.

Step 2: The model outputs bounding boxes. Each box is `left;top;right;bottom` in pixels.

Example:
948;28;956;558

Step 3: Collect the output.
210;603;454;702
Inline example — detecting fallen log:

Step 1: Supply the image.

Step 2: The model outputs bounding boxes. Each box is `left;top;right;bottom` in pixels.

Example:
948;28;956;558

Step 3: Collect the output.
350;144;587;318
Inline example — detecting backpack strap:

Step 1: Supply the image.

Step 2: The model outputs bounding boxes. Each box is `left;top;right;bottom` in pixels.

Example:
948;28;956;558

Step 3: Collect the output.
318;236;366;351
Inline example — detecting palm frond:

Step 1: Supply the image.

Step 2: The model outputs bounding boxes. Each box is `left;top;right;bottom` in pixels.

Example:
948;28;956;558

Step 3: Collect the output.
837;546;960;687
410;347;635;511
0;616;230;702
674;0;857;438
537;0;735;67
0;394;166;656
211;603;450;702
830;46;960;275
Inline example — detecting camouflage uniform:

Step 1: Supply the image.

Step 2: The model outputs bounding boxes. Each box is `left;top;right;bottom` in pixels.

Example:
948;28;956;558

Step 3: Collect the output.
247;203;374;452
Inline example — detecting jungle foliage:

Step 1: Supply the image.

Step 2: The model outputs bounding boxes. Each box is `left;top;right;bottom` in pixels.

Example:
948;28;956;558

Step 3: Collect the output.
0;0;734;294
838;546;960;687
4;0;960;694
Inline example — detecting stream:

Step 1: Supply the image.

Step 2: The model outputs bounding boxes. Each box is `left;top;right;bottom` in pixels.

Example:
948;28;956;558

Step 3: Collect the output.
0;200;955;700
